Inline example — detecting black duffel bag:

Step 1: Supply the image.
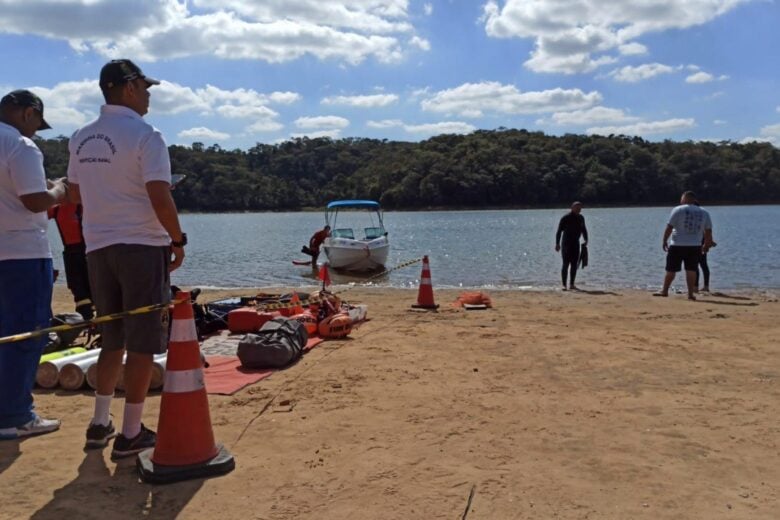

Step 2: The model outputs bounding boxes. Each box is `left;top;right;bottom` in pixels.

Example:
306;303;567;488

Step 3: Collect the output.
237;317;308;369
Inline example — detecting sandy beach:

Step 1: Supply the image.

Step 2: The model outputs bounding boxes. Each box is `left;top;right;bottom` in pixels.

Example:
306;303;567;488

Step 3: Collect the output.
1;284;779;519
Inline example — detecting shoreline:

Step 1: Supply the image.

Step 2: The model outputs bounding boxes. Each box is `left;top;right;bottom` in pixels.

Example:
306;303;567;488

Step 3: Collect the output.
49;283;780;306
176;201;780;214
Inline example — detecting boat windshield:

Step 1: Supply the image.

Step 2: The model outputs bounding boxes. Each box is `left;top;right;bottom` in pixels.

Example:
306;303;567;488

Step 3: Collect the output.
364;227;383;239
332;228;355;239
326;200;385;240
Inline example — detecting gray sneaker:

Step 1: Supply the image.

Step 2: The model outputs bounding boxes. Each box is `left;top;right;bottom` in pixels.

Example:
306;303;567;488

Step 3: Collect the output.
0;415;60;441
111;424;156;459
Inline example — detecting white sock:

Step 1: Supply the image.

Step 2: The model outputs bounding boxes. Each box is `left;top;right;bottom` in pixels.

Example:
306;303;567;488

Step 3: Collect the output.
121;402;144;439
92;393;113;426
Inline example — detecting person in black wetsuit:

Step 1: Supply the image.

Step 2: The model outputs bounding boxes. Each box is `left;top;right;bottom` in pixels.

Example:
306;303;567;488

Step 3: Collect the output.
693;201;716;292
555;201;588;291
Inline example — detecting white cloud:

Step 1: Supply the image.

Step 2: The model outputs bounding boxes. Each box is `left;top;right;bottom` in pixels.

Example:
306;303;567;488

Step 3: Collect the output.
0;1;185;41
25;77;293;138
760;123;780;138
403;121;476;135
610;63;675;83
268;92;301;104
246;120;285;133
777;106;780;113
524;50;616;74
686;70;729;83
193;0;413;34
321;93;399;107
587;118;696;136
367;119;404;128
480;0;748;74
542;106;639;126
294;115;350;130
618;42;647;55
148;83;290;134
41;106;93;131
424;3;433;16
713;119;727;125
216;105;278;119
703;91;725;100
409;35;431;50
421;81;601;117
686;71;714;83
410;87;431;99
178;127;230;141
151;82;211;114
367;118;475;135
29;80;102;133
739;136;776;145
0;0;424;65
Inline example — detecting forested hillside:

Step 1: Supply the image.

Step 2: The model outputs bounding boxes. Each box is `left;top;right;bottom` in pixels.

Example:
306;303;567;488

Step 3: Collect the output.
37;129;780;211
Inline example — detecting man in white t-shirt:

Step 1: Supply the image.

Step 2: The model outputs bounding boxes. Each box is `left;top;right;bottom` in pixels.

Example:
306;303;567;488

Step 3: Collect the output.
654;191;713;300
0;89;68;440
68;60;186;458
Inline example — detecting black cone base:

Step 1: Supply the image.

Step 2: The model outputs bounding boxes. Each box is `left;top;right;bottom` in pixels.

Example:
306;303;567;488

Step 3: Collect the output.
137;443;235;484
411;303;439;309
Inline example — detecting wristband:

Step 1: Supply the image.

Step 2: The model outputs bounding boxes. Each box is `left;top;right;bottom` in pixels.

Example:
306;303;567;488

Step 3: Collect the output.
171;233;187;248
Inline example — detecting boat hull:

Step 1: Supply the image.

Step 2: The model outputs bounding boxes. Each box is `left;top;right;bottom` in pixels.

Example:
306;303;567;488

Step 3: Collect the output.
324;237;389;271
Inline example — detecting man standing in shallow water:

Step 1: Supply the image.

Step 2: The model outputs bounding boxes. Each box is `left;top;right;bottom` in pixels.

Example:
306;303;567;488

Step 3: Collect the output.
555;201;588;291
654;191;713;300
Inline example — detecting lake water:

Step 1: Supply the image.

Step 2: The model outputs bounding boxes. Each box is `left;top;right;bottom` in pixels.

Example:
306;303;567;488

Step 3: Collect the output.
49;206;780;291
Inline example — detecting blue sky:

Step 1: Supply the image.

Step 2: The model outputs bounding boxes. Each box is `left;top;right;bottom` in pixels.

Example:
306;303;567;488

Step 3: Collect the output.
2;0;779;149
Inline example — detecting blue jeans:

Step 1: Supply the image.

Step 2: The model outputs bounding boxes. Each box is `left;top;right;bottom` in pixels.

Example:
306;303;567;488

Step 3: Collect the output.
0;258;53;428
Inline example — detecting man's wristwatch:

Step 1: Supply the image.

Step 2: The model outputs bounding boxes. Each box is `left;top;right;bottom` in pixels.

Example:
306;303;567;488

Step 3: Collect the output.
171;233;187;248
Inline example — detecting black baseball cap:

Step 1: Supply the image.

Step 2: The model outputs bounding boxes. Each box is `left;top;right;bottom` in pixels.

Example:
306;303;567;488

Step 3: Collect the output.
99;59;161;90
0;89;51;130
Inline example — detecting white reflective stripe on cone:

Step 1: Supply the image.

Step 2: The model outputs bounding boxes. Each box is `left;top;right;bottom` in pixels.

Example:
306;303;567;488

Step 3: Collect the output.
170;318;198;342
164;368;205;393
421;276;431;284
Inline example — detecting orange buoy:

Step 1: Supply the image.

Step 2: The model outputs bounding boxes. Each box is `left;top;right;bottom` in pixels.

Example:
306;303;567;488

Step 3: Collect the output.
291;311;318;335
317;313;352;338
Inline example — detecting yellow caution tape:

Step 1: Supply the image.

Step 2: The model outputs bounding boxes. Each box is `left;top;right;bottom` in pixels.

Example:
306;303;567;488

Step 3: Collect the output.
0;298;185;346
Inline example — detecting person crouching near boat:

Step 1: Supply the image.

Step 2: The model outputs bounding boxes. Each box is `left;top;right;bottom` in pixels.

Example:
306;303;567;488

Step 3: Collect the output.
303;225;330;267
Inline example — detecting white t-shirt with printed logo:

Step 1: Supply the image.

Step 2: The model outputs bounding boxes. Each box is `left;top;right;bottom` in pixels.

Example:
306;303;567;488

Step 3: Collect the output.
0;121;51;261
67;105;172;253
668;204;712;247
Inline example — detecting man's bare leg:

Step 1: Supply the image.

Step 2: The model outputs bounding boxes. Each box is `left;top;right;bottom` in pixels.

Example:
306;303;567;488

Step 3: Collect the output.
120;352;154;439
96;349;124;396
123;352;153;404
654;271;676;296
685;270;697;300
85;349;124;448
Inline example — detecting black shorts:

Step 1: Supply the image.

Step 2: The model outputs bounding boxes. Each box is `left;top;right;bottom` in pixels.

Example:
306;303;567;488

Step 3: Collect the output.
666;245;701;273
87;244;171;354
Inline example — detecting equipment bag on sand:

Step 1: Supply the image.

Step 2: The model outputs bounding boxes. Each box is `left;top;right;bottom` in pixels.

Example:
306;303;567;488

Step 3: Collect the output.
237;317;308;369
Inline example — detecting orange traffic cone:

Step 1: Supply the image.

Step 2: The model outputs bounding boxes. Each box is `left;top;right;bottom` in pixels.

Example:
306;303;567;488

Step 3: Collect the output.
137;291;235;484
290;292;304;315
412;255;439;310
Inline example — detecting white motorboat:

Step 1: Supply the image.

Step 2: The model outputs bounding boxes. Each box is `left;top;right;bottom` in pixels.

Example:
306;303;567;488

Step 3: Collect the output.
322;200;389;271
